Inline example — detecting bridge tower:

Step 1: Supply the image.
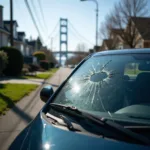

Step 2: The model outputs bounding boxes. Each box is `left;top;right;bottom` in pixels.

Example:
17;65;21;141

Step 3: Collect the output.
59;18;68;64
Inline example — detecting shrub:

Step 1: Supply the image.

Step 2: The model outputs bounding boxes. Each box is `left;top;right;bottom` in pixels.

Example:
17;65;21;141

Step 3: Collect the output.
22;68;29;75
0;51;8;76
33;51;46;61
40;60;49;70
38;68;45;72
0;47;23;76
23;64;31;70
28;64;40;72
49;62;54;68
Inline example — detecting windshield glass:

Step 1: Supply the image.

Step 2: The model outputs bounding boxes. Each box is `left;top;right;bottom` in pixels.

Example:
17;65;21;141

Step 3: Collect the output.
53;53;150;124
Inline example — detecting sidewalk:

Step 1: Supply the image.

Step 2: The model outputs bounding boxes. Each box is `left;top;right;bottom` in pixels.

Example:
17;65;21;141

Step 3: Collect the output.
0;78;44;85
0;67;72;150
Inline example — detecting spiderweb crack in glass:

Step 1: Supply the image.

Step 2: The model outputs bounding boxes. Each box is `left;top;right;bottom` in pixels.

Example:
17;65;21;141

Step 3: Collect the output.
67;60;117;112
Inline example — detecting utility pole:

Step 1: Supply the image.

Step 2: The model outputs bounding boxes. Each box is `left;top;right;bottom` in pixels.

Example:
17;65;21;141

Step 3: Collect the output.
80;0;99;52
10;0;14;46
51;37;53;51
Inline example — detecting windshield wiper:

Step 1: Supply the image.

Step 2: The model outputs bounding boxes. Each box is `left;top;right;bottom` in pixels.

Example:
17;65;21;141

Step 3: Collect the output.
46;112;80;131
60;115;81;131
49;103;150;145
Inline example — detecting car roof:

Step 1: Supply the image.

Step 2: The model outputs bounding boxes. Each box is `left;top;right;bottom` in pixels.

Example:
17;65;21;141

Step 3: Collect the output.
93;49;150;57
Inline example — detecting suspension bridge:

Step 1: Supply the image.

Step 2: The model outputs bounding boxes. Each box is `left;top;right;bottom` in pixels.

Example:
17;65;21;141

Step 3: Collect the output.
46;18;94;64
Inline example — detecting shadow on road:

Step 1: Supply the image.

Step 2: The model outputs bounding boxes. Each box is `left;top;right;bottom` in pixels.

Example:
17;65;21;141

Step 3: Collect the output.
0;93;33;123
0;84;6;89
26;79;60;87
0;78;60;88
0;76;27;81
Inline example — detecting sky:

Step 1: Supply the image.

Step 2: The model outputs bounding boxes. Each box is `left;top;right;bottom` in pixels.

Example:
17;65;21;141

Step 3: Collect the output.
0;0;129;51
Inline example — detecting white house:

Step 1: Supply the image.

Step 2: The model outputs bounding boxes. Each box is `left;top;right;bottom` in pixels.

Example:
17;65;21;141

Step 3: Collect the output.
0;5;10;48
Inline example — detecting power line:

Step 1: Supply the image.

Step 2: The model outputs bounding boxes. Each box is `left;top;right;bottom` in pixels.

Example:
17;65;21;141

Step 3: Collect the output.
68;20;94;46
30;0;45;35
24;0;44;44
37;0;48;32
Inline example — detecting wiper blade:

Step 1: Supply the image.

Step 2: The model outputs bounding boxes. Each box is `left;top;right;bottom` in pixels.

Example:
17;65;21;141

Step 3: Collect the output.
50;103;150;145
60;115;80;131
50;103;105;125
46;112;80;131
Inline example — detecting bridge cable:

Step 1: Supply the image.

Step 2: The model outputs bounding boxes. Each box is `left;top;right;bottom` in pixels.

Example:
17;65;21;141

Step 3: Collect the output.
68;20;94;46
69;26;91;43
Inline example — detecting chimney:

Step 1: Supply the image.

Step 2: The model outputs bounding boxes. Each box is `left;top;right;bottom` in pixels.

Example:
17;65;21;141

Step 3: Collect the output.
0;5;3;28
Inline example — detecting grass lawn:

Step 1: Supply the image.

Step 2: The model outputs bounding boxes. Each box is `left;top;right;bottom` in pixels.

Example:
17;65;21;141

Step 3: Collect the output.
0;84;38;115
24;68;59;79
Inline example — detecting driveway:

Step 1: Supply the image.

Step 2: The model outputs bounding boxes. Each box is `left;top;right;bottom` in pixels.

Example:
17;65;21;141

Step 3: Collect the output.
0;67;72;150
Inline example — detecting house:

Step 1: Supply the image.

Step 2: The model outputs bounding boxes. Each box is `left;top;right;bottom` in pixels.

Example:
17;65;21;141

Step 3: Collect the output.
17;32;27;56
24;39;39;64
0;5;38;64
101;39;114;50
110;29;124;49
27;37;43;52
4;20;22;49
101;16;150;50
130;17;150;48
0;5;10;47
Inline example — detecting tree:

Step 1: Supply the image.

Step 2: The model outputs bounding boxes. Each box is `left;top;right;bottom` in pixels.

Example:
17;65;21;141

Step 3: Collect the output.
109;0;149;48
36;37;43;50
100;15;114;39
33;51;46;61
65;53;88;65
76;43;88;52
0;51;8;76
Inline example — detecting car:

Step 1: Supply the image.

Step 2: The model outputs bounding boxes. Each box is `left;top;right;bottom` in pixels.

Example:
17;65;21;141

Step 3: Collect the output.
55;64;60;68
9;49;150;150
70;65;75;68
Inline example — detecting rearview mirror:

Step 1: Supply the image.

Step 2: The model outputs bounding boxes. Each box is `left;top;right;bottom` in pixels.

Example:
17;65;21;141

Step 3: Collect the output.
40;85;54;103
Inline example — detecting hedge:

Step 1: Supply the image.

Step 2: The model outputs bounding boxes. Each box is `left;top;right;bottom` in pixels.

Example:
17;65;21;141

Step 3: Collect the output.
0;47;23;76
40;60;49;70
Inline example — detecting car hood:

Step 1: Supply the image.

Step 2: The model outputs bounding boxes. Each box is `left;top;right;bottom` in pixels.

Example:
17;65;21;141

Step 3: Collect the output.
9;113;150;150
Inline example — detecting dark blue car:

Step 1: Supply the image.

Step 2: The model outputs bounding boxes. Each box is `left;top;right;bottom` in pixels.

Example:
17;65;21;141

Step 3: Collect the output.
9;50;150;150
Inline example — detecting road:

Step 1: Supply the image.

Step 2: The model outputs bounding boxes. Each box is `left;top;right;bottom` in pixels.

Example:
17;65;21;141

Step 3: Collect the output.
0;67;72;150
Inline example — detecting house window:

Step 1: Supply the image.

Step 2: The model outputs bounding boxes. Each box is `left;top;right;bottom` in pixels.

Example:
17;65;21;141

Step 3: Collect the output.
8;42;10;46
20;44;24;55
26;47;29;56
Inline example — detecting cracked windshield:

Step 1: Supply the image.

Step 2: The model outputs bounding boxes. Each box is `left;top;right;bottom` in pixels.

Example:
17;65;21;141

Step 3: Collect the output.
1;0;150;149
54;54;150;122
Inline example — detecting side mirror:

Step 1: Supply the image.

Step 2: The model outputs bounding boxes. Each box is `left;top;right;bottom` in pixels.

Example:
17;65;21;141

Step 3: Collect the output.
40;85;54;103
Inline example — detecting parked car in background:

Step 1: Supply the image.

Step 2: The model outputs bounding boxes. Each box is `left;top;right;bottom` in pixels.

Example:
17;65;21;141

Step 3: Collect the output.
55;64;60;68
9;49;150;150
